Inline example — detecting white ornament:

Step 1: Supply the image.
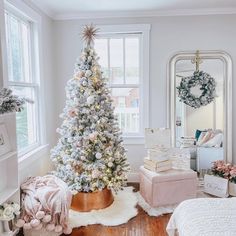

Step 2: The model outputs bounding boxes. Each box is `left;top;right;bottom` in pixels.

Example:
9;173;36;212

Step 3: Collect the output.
66;164;71;170
82;80;87;86
80;156;86;161
85;70;92;77
92;170;101;178
87;95;95;105
89;132;97;141
108;162;113;167
95;153;102;159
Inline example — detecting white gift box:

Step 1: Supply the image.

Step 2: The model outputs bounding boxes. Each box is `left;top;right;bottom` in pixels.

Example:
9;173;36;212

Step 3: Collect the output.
145;128;171;149
147;148;169;162
169;148;191;170
204;174;229;198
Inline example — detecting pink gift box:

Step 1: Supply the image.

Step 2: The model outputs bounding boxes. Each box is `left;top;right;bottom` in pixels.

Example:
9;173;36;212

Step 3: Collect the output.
140;166;197;207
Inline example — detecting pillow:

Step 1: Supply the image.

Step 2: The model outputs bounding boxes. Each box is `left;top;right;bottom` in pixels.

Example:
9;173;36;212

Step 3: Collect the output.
195;130;202;141
197;130;213;146
202;133;223;147
197;131;206;142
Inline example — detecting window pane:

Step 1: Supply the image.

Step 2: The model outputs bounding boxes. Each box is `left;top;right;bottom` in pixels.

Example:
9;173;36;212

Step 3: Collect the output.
111;88;139;133
7;14;23;82
21;22;31;82
5;12;32;83
95;38;109;78
110;38;124;84
125;37;139;84
10;86;37;152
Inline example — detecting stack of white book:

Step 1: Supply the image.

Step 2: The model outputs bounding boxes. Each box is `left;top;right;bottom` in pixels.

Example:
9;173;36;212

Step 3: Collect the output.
144;146;172;172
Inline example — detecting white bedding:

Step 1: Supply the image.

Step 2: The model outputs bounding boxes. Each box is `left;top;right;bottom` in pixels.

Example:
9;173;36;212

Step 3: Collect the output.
166;197;236;236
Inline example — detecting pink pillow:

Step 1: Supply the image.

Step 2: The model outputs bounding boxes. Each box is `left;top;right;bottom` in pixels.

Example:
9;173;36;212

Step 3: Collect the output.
198;130;213;146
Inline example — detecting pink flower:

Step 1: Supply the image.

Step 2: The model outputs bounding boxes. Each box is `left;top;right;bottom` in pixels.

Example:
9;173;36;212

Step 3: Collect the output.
211;160;232;179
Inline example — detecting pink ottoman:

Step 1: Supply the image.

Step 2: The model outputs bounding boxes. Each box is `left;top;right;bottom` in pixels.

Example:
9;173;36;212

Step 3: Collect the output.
140;166;197;207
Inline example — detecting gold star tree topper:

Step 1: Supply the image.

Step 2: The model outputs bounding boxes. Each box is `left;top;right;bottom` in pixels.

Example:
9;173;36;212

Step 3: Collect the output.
82;24;99;46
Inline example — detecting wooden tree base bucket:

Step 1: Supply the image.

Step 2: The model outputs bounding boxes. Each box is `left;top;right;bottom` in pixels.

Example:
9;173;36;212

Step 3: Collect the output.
70;188;114;212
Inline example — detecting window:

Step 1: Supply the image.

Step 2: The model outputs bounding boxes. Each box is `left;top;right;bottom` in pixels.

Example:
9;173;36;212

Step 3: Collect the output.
95;26;150;139
5;8;40;155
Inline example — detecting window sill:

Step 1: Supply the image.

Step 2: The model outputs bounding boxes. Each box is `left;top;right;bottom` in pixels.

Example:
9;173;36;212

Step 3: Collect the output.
18;144;49;170
123;136;145;145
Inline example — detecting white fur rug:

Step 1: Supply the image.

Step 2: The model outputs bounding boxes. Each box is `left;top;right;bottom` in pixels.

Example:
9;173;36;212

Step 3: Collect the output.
137;184;212;217
69;187;138;228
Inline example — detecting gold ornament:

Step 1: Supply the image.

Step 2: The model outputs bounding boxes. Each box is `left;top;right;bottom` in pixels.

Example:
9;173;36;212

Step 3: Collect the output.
103;176;108;182
82;24;99;46
74;164;83;174
92;77;98;83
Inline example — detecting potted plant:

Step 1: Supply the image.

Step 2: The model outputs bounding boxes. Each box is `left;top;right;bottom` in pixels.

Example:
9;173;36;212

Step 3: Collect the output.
211;160;231;179
204;160;231;197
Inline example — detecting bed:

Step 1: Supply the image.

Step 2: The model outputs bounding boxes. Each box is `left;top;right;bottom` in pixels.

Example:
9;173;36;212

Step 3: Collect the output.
166;197;236;236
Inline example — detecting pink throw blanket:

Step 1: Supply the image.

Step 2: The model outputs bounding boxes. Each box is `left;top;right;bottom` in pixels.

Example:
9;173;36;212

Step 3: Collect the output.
17;175;72;235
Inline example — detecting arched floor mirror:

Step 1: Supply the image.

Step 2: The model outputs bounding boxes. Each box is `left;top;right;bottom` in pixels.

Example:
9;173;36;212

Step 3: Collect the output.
168;50;232;171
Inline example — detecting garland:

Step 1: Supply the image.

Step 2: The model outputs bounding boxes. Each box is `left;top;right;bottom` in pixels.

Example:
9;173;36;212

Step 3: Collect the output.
177;70;216;109
0;88;33;114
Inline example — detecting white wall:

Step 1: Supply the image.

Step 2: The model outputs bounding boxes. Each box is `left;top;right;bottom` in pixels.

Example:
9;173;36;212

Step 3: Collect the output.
52;15;236;180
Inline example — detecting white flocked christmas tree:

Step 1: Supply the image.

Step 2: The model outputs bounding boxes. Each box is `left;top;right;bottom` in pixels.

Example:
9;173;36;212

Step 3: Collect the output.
51;25;130;194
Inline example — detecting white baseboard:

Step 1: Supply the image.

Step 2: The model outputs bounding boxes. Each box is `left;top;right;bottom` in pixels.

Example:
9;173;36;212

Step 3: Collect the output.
128;172;140;183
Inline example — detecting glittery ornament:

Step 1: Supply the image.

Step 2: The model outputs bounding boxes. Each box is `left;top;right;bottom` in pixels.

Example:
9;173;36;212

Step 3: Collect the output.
108;162;113;167
95;152;102;159
85;70;92;78
87;95;95;105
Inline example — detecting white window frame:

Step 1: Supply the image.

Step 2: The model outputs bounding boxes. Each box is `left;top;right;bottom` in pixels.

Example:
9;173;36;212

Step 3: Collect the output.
95;24;150;144
4;0;46;160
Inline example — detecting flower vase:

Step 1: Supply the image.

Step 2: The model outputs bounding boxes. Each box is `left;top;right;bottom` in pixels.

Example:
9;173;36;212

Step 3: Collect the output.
0;219;14;236
229;182;236;196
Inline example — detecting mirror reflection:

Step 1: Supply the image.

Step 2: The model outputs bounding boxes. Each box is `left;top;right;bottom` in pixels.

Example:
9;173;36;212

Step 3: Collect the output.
174;54;225;171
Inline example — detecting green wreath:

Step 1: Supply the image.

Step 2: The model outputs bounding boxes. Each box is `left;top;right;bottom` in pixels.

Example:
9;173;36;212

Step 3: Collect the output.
177;70;216;109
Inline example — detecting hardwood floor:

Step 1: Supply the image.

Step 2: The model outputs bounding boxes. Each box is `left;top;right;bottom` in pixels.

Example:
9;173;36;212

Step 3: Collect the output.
69;206;171;236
